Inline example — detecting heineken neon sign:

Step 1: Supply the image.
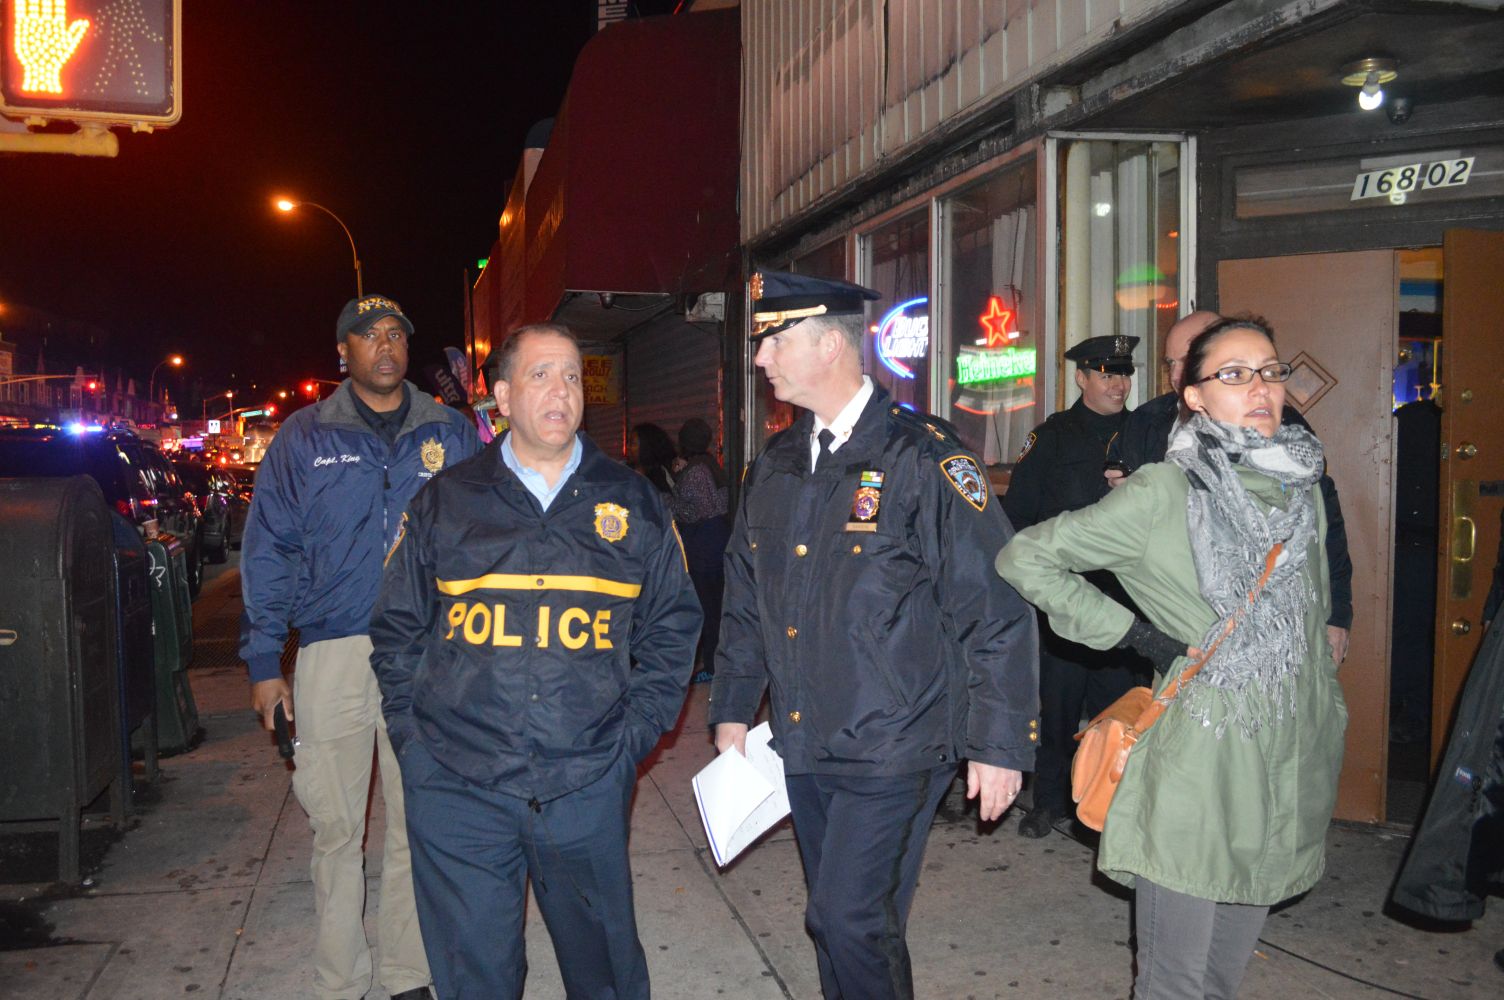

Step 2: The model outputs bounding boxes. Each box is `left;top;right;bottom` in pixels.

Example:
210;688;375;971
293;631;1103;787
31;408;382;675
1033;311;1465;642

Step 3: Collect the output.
956;347;1036;386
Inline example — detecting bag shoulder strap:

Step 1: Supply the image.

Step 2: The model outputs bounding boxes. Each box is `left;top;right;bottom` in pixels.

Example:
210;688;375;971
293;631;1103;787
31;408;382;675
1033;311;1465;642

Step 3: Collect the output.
1130;542;1284;733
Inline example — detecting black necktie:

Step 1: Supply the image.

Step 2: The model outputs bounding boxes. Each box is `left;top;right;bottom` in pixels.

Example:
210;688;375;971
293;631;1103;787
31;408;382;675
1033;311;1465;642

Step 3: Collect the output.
816;428;836;471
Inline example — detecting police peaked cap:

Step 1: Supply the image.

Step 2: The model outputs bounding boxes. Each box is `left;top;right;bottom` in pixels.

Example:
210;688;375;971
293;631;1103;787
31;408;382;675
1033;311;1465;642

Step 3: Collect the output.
749;270;881;342
1065;334;1139;375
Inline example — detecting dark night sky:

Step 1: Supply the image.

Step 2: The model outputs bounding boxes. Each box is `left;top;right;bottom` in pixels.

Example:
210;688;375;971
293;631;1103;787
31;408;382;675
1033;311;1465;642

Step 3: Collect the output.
1;0;680;414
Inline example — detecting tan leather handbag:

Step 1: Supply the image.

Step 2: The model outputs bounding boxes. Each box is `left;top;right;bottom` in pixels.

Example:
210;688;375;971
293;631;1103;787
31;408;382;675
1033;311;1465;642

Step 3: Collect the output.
1070;543;1283;832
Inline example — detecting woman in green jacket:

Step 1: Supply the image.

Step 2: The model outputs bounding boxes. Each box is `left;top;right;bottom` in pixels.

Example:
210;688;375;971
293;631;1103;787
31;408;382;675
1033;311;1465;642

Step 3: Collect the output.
996;318;1347;999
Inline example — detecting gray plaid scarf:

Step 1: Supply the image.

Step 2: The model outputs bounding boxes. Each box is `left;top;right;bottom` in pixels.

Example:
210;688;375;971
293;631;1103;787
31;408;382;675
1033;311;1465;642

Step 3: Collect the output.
1166;413;1324;738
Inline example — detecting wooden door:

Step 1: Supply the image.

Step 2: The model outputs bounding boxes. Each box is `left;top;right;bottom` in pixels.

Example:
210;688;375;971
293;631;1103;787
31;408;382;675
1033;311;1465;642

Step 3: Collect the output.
1432;230;1504;761
1219;252;1396;822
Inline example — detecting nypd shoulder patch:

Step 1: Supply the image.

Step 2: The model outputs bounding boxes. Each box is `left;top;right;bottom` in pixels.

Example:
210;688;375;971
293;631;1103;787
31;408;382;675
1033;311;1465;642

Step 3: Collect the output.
1015;431;1037;463
940;455;988;512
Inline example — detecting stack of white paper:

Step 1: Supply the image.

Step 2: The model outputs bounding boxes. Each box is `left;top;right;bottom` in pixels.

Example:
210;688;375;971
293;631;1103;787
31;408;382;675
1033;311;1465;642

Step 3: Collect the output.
691;722;790;868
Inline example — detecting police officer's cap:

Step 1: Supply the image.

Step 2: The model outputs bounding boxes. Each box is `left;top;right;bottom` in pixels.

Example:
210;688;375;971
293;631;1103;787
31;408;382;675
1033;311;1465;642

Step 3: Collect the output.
336;294;414;343
1065;335;1139;375
749;270;881;342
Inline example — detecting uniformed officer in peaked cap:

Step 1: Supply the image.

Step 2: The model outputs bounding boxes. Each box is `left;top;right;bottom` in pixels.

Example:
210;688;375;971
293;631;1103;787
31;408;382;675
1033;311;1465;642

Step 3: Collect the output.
1065;334;1139;375
1002;332;1150;839
747;269;883;340
711;269;1039;999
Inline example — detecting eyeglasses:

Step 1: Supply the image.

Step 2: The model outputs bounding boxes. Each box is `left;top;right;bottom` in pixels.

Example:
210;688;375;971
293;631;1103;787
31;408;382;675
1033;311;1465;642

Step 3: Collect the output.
1194;362;1293;386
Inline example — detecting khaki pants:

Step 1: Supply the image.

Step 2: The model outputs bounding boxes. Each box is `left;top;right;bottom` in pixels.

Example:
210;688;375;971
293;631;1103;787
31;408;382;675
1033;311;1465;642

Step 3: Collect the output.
291;635;429;999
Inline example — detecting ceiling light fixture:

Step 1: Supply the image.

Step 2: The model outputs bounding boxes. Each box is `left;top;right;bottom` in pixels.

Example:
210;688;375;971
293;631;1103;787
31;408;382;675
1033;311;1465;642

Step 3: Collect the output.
1342;57;1398;111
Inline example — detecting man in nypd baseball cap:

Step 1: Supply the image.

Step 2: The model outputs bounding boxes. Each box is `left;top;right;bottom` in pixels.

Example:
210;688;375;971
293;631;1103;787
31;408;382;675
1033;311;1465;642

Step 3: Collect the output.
336;293;415;343
240;287;481;1000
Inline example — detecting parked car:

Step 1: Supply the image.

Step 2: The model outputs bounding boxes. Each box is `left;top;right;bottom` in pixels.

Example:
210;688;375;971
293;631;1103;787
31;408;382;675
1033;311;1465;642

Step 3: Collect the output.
0;426;205;597
171;457;246;562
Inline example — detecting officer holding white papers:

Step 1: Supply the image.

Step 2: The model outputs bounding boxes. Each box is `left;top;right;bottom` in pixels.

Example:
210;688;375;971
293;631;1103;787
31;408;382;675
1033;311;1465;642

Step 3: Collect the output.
710;271;1039;1000
371;322;701;1000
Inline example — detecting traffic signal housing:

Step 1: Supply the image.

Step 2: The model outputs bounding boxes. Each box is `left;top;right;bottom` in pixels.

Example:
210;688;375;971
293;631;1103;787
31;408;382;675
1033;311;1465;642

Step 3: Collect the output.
1;0;181;128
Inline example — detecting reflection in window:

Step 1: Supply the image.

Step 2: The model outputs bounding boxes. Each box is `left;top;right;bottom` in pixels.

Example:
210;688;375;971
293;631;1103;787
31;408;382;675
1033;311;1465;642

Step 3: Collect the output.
940;159;1037;464
862;209;930;413
1057;140;1181;408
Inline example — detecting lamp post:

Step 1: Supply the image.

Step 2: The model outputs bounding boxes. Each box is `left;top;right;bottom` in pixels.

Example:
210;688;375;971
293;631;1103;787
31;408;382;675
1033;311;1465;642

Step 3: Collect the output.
148;354;184;405
274;197;364;298
203;389;234;427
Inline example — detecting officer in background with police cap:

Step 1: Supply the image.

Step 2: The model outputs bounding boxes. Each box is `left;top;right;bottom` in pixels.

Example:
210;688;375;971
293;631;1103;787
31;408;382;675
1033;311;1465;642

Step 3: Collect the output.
1002;334;1151;838
370;322;701;999
711;270;1039;1000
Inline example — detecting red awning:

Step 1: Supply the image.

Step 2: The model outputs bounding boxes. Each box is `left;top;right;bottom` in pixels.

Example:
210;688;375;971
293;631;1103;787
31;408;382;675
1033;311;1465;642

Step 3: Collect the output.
519;9;740;325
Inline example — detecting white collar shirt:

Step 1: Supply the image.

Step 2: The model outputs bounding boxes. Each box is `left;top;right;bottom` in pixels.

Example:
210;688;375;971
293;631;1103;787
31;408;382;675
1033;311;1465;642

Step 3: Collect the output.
810;375;874;472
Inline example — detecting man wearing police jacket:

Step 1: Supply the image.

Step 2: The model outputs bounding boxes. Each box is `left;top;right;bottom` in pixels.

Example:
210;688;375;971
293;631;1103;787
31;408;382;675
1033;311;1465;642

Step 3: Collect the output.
242;294;478;1000
710;272;1039;1000
370;323;701;1000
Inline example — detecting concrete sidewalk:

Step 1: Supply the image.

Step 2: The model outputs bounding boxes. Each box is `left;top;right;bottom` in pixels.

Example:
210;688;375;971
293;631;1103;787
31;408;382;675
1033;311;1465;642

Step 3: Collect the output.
2;561;1501;999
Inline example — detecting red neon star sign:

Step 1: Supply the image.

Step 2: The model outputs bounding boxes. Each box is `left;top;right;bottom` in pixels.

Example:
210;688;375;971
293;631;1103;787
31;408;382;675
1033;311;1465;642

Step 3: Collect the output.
979;296;1017;347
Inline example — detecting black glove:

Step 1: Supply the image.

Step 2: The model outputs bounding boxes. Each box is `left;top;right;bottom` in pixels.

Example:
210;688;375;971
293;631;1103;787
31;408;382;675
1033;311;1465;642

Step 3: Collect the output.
1115;620;1189;672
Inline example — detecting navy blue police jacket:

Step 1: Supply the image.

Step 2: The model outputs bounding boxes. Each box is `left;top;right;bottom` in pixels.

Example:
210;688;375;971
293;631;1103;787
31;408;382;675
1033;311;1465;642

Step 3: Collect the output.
370;433;702;801
240;381;481;683
708;386;1039;776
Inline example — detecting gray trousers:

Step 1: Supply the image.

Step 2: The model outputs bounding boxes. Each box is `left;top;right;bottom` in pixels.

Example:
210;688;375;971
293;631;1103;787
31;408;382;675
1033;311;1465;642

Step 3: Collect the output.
1133;879;1269;1000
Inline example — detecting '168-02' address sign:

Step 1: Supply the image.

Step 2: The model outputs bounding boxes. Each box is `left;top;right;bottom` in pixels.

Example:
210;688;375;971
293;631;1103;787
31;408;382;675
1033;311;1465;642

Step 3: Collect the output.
1351;156;1473;203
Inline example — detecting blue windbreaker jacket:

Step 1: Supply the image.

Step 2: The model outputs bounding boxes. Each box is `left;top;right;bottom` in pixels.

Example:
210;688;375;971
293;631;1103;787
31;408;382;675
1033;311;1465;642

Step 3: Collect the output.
239;381;481;682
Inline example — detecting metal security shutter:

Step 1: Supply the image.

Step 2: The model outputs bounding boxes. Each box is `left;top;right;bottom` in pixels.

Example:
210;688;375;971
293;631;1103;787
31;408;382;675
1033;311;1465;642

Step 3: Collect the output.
624;315;723;452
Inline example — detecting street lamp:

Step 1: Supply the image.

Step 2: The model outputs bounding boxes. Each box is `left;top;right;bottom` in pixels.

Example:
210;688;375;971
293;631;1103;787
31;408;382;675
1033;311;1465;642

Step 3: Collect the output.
203;389;234;426
148;354;184;404
273;197;364;298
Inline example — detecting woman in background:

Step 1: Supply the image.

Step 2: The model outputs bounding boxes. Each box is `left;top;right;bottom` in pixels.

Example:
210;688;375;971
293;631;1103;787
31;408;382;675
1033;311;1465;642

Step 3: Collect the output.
629;422;677;495
671;418;730;682
997;318;1347;999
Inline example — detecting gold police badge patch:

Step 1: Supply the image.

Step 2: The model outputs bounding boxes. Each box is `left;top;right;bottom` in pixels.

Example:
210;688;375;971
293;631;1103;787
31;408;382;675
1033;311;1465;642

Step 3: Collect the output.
421;438;445;473
594;502;630;543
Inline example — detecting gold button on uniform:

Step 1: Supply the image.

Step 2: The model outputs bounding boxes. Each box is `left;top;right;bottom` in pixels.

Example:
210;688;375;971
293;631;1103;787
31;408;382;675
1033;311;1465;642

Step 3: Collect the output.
786;626;798;639
794;544;808;557
1029;731;1039;741
788;711;801;723
852;544;862;554
749;541;758;550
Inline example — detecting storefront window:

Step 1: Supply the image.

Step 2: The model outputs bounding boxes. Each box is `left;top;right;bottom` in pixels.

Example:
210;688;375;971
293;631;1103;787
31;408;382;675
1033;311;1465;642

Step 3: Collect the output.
939;159;1037;464
861;209;930;412
792;238;848;280
1056;139;1182;406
